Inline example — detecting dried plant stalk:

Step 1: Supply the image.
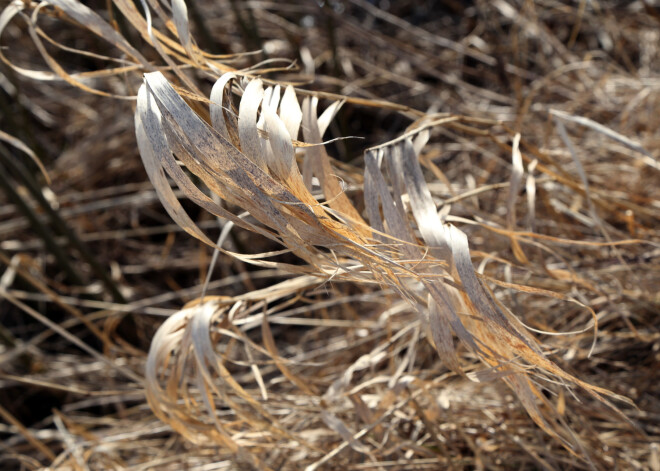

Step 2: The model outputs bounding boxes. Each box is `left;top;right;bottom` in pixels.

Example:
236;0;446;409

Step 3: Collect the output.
1;0;658;469
138;70;636;467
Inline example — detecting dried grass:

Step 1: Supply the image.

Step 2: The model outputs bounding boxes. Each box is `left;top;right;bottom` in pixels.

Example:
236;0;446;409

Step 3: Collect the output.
1;1;659;470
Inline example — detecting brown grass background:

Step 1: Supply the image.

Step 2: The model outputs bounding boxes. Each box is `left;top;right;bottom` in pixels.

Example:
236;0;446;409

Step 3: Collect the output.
0;0;659;469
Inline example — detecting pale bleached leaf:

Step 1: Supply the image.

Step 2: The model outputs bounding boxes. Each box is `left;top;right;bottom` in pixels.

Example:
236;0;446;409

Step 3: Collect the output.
425;280;480;354
393;139;452;261
269;84;281;110
135;84;215;247
412;128;429;156
302;96;367;231
526;159;538;231
171;0;195;60
317;100;344;138
506;133;528;263
142;72;331;263
364;149;416;251
280;85;303;140
507;133;524;230
210;72;238;145
139;83;278;244
427;293;462;374
446;223;541;353
263;104;296;181
238;78;267;170
257;86;275;171
258;86;273;133
301;96;319;189
363;150;387;240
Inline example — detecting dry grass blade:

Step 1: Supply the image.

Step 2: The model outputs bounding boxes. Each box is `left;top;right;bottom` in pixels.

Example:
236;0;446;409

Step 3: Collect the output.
550;109;655;161
2;0;659;470
137;68;641;467
0;130;50;184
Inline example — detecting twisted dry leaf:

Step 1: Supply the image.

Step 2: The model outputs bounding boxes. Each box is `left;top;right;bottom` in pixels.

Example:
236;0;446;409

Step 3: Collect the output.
137;69;636;467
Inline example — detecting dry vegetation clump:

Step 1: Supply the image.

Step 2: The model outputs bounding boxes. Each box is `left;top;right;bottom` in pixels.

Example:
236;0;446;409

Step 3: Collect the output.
0;1;659;470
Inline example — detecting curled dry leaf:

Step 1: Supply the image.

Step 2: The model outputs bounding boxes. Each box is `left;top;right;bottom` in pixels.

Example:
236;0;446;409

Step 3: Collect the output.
138;70;634;465
3;0;656;469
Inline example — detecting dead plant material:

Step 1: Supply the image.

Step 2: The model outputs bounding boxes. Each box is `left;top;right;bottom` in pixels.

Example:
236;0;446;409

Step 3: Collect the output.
0;1;659;470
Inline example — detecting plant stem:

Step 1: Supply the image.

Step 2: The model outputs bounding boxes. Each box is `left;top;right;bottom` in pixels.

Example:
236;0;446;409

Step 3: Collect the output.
0;144;126;303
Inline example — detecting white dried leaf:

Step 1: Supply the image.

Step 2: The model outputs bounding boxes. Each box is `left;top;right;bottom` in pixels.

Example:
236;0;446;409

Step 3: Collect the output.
171;0;194;60
135;84;215;246
318;100;344;138
264;105;296;181
210;72;237;141
239;79;267;170
280;85;303;140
